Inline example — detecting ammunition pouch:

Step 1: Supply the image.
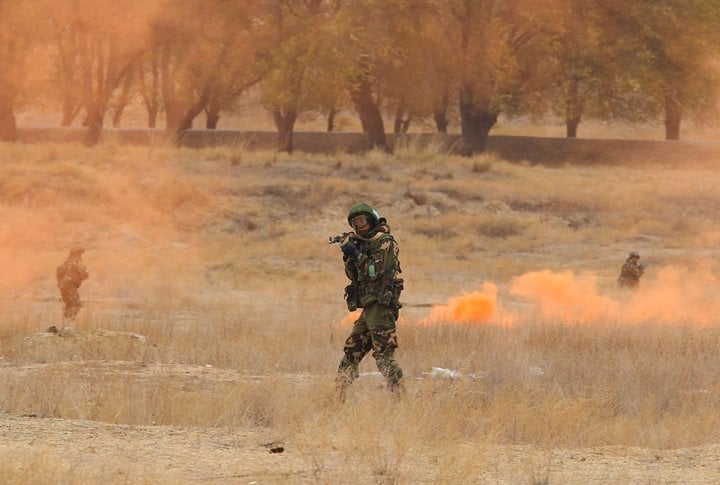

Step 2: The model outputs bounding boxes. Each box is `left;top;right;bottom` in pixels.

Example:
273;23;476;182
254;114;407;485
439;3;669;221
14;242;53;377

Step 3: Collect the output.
391;278;404;310
378;278;404;309
344;284;360;312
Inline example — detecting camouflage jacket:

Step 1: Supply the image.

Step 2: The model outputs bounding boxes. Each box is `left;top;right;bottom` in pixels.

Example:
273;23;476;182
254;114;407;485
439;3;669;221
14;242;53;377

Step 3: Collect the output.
617;258;643;286
344;225;401;308
56;258;89;288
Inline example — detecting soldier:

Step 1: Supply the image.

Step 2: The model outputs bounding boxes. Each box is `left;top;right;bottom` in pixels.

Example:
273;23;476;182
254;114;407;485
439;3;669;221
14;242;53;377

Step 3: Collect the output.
336;203;404;400
617;251;645;288
56;247;89;319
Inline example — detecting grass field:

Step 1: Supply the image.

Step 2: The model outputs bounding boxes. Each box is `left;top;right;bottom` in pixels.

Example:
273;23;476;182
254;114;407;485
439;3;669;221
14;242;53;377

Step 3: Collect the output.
2;140;720;482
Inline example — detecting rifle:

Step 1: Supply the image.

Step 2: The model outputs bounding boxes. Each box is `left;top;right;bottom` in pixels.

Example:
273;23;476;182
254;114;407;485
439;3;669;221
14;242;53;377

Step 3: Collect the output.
328;232;356;245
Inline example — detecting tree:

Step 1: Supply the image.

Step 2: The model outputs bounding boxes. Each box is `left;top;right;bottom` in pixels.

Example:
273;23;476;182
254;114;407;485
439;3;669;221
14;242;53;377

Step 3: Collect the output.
136;45;161;128
547;0;607;137
439;0;560;154
332;0;436;152
258;1;311;152
0;0;35;141
601;0;720;140
46;0;155;145
151;0;266;143
380;2;445;135
541;0;644;138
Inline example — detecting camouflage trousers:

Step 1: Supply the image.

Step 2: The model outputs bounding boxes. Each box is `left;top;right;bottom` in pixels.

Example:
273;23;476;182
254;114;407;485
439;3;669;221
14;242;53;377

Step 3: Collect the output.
336;302;403;395
60;285;82;318
617;276;639;288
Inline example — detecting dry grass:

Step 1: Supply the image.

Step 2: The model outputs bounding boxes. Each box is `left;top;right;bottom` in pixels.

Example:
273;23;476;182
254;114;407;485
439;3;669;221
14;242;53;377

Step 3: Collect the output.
3;141;720;481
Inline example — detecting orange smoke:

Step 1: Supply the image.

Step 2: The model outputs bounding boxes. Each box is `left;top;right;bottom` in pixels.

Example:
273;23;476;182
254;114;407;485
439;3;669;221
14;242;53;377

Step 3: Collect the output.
622;264;720;326
510;270;618;323
509;266;720;327
337;310;362;326
335;310;407;327
421;282;508;326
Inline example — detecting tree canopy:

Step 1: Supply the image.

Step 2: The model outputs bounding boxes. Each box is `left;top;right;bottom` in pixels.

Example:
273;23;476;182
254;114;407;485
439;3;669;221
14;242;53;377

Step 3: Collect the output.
1;0;719;151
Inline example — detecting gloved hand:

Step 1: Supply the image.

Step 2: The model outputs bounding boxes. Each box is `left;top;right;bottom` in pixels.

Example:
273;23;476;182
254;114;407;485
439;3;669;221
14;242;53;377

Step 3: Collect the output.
341;240;360;260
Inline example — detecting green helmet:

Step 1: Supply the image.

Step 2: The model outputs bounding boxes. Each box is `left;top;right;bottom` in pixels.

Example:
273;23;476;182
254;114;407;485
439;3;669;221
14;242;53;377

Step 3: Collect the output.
347;202;380;227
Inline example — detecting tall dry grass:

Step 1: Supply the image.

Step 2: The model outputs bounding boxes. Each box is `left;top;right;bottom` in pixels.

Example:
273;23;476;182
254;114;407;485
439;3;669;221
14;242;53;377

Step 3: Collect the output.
2;141;720;481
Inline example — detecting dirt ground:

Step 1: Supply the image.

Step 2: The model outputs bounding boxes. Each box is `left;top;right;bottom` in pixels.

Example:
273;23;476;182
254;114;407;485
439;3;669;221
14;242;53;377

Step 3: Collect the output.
4;145;720;483
2;399;720;484
2;358;720;483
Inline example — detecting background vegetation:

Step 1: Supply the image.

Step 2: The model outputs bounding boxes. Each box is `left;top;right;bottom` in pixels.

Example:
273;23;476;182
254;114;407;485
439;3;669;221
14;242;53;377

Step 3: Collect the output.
2;142;720;481
2;0;720;152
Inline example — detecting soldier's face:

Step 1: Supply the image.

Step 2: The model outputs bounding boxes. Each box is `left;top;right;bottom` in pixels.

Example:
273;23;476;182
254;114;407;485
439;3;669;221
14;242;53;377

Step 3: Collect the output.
351;215;370;232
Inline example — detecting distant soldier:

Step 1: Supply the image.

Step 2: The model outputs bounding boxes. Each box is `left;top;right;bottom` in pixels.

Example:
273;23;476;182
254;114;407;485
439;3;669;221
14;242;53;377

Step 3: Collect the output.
617;251;645;288
56;247;89;319
336;203;404;400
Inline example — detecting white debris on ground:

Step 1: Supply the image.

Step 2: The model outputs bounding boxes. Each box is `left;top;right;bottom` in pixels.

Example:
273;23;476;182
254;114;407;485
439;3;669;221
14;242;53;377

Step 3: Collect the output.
429;366;545;380
431;367;461;379
527;366;545;377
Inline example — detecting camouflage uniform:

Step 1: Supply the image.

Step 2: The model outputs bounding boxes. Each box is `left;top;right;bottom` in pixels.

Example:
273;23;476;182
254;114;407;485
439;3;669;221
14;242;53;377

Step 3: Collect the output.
56;248;89;318
617;254;644;288
337;204;404;397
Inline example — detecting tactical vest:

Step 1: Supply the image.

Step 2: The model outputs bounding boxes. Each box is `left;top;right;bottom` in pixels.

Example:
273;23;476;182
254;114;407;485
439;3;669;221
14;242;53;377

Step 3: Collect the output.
345;232;402;309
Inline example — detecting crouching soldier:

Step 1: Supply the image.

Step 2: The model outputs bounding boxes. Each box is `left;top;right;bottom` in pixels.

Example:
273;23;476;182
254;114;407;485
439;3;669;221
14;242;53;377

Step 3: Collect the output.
617;251;645;289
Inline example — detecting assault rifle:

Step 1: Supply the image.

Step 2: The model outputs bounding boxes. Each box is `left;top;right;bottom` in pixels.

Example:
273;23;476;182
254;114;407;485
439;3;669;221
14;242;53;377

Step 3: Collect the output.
328;232;356;244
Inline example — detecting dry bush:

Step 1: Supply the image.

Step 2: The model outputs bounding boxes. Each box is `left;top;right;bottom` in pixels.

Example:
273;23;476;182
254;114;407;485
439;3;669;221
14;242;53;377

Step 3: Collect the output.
475;214;528;239
4;143;720;480
0;448;162;484
404;190;428;206
5;296;720;450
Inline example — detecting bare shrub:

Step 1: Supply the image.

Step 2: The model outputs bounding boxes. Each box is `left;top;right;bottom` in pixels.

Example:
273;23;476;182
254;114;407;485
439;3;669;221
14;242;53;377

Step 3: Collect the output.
3;143;720;481
476;215;526;239
404;190;428;206
472;160;493;173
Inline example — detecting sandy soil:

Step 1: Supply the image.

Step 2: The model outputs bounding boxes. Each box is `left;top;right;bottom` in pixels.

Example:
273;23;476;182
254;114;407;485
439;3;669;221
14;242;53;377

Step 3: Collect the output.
2;357;720;483
2;402;720;483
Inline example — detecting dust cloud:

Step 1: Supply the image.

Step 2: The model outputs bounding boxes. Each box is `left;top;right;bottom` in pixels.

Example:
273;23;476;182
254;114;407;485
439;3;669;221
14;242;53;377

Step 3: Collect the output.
419;282;507;326
419;264;720;327
510;270;618;323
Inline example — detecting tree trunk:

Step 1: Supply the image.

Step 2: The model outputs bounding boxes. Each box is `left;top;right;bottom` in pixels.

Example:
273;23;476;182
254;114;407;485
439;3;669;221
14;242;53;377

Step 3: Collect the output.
664;95;681;140
205;104;221;129
61;100;81;127
433;110;448;134
273;108;297;153
172;113;194;140
112;67;134;128
326;108;336;132
147;105;158;129
82;106;103;146
566;115;581;138
138;48;160;128
565;77;582;138
168;87;210;145
0;79;18;141
433;92;449;133
393;108;411;134
164;102;183;133
169;108;197;145
348;62;390;153
0;107;17;142
458;93;497;155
